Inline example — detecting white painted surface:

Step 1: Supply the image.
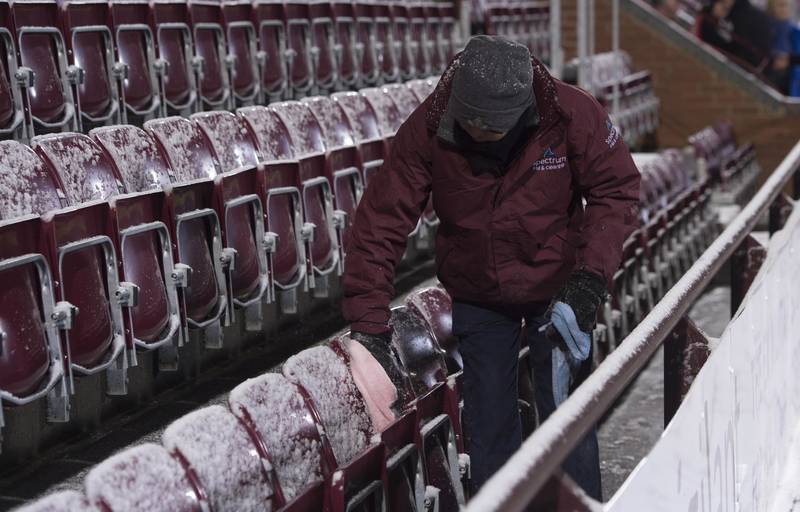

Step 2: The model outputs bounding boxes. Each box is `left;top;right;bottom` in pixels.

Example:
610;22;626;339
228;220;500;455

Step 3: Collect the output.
607;205;800;512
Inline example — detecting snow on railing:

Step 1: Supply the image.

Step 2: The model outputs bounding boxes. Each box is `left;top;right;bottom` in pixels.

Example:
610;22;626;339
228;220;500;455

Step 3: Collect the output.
465;139;800;512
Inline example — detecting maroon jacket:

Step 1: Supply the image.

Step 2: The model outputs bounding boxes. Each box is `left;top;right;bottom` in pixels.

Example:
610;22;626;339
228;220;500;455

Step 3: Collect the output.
343;58;641;335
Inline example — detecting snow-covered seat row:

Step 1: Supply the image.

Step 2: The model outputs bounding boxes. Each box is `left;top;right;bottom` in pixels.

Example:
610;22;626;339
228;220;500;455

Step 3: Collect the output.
0;0;456;144
0;77;440;454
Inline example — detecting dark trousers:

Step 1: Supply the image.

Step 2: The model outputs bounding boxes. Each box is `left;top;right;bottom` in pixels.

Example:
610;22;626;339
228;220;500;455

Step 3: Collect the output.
453;301;602;500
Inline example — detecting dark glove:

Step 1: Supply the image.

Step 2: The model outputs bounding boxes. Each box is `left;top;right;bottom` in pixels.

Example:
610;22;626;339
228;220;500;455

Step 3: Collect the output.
550;270;607;333
350;331;413;410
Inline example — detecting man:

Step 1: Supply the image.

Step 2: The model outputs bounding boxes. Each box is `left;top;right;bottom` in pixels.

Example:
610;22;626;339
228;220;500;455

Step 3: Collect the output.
343;35;640;499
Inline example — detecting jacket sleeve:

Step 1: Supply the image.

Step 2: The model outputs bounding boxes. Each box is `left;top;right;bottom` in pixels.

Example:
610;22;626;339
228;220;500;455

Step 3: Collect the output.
570;93;641;285
342;102;434;334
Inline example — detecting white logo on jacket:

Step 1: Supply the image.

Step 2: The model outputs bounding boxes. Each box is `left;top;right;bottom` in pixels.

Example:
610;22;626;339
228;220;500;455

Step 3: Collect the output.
531;147;567;172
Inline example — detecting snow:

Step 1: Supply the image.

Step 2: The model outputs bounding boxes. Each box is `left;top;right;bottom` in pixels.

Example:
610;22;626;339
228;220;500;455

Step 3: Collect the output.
84;443;200;512
383;84;420;119
12;490;96;512
237;107;294;161
282;345;373;464
270;102;326;157
192;112;259;172
360;88;402;137
331;92;382;143
145;117;219;182
301;97;355;150
161;405;274;512
228;373;324;502
90;126;172;193
33;135;120;203
0;140;63;219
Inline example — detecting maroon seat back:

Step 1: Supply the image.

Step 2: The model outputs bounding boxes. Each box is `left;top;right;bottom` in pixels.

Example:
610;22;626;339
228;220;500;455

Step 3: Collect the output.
384;83;421;120
354;2;379;86
332;0;358;88
85;443;205;512
228;373;333;504
109;0;161;119
0;9;24;138
189;0;231;109
254;1;288;100
0;142;64;400
60;0;120;124
361;87;404;138
405;286;462;372
284;2;314;96
191;110;260;172
12;0;77;130
221;0;260;105
162;405;280;511
309;1;336;92
151;0;197;114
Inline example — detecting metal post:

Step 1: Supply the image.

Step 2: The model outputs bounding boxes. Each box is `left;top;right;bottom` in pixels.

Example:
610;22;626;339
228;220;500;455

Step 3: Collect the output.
577;0;587;90
729;234;766;316
612;0;620;119
663;317;710;426
549;0;562;79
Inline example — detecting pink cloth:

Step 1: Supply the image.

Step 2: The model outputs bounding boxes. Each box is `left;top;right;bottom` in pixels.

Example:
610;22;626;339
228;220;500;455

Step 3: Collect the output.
343;337;397;432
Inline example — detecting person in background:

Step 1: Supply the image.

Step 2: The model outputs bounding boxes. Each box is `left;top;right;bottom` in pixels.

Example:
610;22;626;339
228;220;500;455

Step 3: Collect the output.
766;0;800;93
342;35;640;499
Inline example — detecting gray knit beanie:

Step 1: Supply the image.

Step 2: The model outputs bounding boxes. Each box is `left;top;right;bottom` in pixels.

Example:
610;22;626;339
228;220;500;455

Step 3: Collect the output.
446;35;534;133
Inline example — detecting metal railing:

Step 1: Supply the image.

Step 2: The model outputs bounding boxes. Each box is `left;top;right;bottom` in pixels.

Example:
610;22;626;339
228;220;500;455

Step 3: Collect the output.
465;139;800;512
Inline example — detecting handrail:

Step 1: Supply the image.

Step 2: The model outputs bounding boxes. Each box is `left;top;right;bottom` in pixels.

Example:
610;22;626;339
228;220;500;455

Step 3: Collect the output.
466;139;800;512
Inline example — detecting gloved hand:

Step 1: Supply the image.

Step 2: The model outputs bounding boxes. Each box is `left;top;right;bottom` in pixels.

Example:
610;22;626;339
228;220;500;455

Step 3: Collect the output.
349;331;412;411
541;270;607;367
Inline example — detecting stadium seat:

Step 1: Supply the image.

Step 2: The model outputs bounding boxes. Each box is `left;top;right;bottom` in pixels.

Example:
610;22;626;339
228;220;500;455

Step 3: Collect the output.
85;443;206;512
301;96;364;252
309;1;338;93
331;0;360;90
354;1;381;87
329;91;387;186
220;0;261;106
380;411;427;511
109;0;165;122
13;490;97;512
0;141;70;442
236;105;310;312
404;286;462;373
10;0;80;134
228;372;332;505
406;77;438;103
0;8;28;141
149;0;202;116
390;3;416;81
253;1;289;102
59;0;124;129
438;2;459;62
408;3;430;78
283;345;374;464
188;0;234;111
384;83;421;119
162;405;280;511
389;307;448;395
374;2;400;84
146;116;269;333
27;134;130;393
284;2;315;98
270;102;343;289
33;132;181;369
360;87;403;140
422;2;445;75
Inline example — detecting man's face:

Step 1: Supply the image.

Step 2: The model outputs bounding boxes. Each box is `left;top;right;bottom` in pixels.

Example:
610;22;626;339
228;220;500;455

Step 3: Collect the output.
458;119;508;143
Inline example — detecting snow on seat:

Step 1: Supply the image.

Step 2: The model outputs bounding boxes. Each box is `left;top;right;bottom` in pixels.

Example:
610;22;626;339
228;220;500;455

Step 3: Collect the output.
145;116;220;182
406;77;439;103
162;405;277;512
90;124;175;193
330;91;387;186
360;87;403;139
228;373;330;503
0;140;65;220
383;83;421;121
191;111;260;172
13;490;97;512
85;443;204;512
282;345;374;465
405;286;462;373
